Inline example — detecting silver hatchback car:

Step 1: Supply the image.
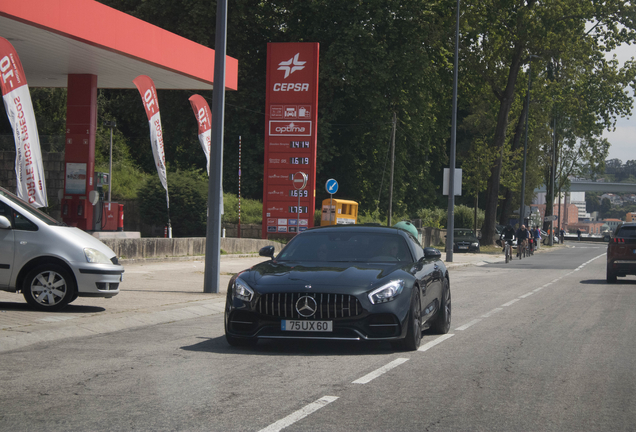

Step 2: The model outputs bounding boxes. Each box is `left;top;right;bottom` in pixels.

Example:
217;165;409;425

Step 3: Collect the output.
0;186;124;311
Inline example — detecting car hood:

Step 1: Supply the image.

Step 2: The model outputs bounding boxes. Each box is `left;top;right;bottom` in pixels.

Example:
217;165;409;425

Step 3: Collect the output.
47;225;118;259
238;260;413;293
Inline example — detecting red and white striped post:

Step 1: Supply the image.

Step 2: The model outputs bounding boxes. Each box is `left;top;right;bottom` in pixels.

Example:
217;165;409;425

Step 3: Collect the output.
238;136;241;239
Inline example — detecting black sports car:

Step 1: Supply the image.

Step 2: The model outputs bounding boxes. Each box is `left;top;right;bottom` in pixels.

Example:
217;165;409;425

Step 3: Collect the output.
224;225;451;351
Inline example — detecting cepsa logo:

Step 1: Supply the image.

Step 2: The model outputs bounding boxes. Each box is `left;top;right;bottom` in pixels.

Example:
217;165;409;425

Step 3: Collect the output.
273;53;310;92
269;121;312;137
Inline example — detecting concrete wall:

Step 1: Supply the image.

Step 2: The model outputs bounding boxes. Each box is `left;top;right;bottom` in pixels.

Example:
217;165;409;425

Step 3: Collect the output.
100;237;284;260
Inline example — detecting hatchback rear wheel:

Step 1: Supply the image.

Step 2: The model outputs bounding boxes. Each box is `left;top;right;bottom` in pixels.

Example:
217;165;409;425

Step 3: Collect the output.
606;266;617;284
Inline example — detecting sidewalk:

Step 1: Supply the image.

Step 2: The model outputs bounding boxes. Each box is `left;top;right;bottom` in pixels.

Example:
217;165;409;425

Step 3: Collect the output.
0;248;553;353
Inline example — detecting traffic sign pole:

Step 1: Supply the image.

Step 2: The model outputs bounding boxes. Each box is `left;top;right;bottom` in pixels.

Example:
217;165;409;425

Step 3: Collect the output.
325;179;338;225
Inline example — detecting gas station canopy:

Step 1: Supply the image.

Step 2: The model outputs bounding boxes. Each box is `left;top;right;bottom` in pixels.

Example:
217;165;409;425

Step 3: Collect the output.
0;0;238;90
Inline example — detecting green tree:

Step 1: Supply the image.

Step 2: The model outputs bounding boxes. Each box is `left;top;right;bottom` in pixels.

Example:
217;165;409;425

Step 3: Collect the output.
460;0;636;245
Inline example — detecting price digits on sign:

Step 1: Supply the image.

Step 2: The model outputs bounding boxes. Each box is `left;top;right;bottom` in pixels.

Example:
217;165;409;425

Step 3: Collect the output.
290;157;309;165
289;206;308;213
289;190;308;197
291;141;310;148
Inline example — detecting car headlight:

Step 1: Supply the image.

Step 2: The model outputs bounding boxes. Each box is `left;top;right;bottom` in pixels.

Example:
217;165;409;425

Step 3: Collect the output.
368;280;404;304
84;248;112;264
233;278;254;302
471;242;479;247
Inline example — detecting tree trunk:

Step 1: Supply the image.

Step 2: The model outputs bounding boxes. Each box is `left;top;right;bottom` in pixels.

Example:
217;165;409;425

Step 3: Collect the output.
481;43;526;245
499;100;528;226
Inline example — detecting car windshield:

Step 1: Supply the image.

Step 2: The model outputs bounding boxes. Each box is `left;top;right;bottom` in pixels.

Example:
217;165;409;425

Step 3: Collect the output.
455;229;474;237
277;231;413;263
0;187;64;226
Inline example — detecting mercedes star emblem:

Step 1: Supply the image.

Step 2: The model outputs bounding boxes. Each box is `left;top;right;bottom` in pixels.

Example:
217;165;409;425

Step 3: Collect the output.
295;296;317;318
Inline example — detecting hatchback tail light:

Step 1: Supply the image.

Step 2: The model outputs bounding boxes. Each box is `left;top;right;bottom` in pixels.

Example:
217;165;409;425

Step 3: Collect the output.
613;238;625;244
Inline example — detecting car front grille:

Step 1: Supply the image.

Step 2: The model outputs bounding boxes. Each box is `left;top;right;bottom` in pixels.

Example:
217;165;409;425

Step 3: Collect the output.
257;292;363;319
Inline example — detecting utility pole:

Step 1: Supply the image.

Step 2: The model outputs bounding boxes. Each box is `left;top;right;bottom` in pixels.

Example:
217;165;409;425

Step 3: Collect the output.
388;111;396;227
203;0;227;293
446;0;460;262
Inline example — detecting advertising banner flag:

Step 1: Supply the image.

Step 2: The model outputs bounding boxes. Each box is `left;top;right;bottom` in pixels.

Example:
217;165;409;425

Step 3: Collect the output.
188;94;223;214
0;37;48;207
133;75;169;207
188;94;211;174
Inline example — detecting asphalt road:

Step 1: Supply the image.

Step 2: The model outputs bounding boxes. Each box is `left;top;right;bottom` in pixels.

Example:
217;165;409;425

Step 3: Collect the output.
1;243;634;431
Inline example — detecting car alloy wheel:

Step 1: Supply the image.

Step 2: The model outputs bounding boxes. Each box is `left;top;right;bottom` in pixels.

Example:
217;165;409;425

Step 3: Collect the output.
432;279;451;334
394;291;422;351
22;264;75;312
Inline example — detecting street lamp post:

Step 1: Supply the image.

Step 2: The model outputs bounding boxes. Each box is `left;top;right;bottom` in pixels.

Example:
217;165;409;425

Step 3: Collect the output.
446;0;460;263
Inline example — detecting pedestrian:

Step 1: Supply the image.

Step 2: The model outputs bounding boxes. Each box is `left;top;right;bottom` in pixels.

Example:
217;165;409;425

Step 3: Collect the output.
534;226;541;250
560;228;565;244
577;228;581;241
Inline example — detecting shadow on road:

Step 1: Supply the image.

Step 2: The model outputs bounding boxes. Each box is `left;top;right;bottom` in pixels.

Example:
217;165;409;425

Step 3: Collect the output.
182;329;445;356
0;301;105;313
580;279;636;285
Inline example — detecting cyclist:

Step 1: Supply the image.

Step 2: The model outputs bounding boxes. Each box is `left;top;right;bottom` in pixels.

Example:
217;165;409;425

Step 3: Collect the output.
516;224;530;258
500;224;516;260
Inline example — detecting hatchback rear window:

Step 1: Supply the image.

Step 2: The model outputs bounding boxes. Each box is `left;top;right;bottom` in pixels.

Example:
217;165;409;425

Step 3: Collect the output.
616;226;636;239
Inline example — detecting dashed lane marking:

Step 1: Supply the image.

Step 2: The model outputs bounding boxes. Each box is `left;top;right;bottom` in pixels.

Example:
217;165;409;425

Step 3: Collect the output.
258;396;339;432
352;358;409;384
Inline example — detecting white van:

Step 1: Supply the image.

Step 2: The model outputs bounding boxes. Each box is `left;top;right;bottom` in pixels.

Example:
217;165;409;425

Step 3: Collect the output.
0;186;124;311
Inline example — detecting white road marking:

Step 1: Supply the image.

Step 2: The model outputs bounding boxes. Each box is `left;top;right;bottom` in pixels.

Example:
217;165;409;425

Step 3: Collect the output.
418;334;455;352
481;308;503;318
352;358;409;384
258;396;339;432
455;318;481;331
38;316;77;323
519;292;533;299
502;299;520;307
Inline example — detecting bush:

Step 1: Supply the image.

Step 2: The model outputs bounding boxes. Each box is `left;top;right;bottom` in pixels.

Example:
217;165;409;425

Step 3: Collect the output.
138;169;208;237
415;206;484;230
222;193;263;224
454;204;484;230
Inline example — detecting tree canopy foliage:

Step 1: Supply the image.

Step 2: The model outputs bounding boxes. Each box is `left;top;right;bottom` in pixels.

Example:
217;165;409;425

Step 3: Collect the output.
1;0;634;239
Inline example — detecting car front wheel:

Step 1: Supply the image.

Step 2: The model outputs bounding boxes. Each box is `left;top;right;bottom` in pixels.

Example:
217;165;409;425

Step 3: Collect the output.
22;264;76;312
393;290;422;351
431;279;451;334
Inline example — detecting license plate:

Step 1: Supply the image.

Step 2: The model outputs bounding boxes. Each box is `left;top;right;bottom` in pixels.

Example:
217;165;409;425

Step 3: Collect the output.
282;320;333;332
459;246;468;249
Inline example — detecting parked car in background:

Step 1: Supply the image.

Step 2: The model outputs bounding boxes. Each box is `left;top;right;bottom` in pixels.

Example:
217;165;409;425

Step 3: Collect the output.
224;225;451;351
540;229;559;244
0;186;124;311
452;228;480;253
606;223;636;283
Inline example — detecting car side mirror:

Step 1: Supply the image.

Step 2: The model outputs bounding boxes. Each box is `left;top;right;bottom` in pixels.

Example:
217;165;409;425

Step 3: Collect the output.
259;245;275;258
0;215;10;229
423;247;441;259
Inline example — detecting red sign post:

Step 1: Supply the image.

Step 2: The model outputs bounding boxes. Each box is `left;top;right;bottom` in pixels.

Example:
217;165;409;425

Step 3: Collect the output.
262;43;319;238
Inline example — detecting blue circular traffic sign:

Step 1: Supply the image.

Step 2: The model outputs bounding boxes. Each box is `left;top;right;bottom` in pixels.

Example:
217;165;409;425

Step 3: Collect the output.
326;179;338;194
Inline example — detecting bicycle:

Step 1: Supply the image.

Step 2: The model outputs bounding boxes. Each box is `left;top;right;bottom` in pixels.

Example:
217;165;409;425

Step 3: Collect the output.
518;239;527;260
503;239;513;263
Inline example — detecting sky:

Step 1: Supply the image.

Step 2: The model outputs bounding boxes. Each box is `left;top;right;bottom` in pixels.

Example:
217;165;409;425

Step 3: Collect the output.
603;43;636;163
